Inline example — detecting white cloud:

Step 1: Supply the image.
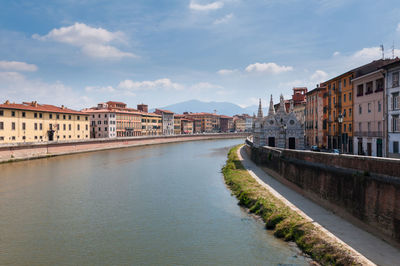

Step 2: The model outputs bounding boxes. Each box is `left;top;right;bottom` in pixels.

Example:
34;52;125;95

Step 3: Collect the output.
0;72;92;109
310;70;328;83
214;13;233;24
333;51;340;56
352;47;382;61
245;62;293;74
397;23;400;32
217;68;238;75
0;61;38;72
118;78;184;91
85;85;116;93
189;1;224;11
33;22;136;59
190;82;223;91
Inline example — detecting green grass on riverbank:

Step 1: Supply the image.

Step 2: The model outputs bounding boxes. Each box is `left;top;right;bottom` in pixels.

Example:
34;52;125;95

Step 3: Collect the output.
222;145;359;266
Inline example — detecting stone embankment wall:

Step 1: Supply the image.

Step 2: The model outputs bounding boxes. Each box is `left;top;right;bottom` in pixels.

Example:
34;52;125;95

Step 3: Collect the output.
0;133;248;163
245;138;400;247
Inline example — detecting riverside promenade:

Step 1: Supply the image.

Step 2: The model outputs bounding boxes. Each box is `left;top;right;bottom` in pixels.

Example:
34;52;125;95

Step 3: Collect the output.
238;146;400;266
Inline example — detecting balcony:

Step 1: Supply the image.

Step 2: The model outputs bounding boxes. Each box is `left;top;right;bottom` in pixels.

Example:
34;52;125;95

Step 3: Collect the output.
353;131;383;137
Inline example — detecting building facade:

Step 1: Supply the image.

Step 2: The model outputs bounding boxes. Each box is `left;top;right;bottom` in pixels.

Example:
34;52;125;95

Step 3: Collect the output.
0;101;90;143
305;85;325;148
155;109;174;135
220;115;234;132
385;61;400;158
181;118;194;134
352;69;386;156
253;95;304;150
85;108;117;139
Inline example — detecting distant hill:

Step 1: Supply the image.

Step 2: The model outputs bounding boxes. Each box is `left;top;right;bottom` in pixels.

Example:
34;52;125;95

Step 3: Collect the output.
153;99;267;117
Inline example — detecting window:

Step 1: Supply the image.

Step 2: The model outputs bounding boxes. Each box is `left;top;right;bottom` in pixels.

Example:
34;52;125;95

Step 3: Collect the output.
63;115;66;120
392;92;399;110
34;123;37;130
40;123;42;130
344;124;347;132
367;122;371;132
343;79;346;87
359;122;362;132
69;135;71;139
343;109;346;117
68;115;71;120
376;78;384;91
359;104;362;114
22;112;26;117
12;122;15;130
85;116;88;121
35;136;38;140
349;92;352;101
378;101;381;112
333;97;336;105
98;114;101;118
343;94;346;102
105;127;108;131
57;114;60;119
77;124;80;130
393;72;399;87
338;80;342;91
63;124;66;130
39;113;42;118
366;81;373;94
394;142;399;153
0;122;3;130
12;136;15;140
49;114;53;119
77;116;80;120
69;124;71;130
11;111;15;117
0;136;3;141
34;113;37;118
378;121;381;132
22;122;26;130
349;123;352;132
368;103;371;113
0;110;3;116
393;115;399;132
357;84;364;96
85;125;88;130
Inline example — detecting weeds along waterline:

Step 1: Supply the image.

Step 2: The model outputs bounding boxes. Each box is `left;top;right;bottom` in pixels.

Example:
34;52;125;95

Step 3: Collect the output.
222;144;360;266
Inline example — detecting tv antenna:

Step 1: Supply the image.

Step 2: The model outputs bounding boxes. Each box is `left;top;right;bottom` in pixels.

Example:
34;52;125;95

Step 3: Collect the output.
392;41;395;59
380;44;384;59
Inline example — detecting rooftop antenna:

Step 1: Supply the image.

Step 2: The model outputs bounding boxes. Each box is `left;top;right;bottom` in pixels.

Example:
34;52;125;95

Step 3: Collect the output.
392;41;395;59
380;44;384;59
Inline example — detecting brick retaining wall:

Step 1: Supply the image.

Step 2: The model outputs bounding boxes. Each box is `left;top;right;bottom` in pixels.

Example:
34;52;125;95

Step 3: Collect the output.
245;138;400;247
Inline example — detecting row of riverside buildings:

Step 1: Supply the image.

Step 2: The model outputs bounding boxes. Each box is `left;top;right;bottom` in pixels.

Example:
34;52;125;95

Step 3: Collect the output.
305;58;400;158
0;100;254;145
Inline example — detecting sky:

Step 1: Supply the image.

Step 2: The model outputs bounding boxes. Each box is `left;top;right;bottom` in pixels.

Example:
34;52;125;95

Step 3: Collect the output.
1;0;400;110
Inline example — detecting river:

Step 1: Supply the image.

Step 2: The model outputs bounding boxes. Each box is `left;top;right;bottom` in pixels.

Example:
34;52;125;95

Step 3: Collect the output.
0;139;310;265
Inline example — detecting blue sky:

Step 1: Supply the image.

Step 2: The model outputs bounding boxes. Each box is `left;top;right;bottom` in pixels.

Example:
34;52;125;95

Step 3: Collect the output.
1;0;400;110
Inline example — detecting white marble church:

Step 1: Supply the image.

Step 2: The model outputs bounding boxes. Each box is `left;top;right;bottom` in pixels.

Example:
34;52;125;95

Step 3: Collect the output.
253;95;305;149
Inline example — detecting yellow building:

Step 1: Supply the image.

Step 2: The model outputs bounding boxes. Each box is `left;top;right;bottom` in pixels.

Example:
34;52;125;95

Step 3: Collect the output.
141;112;162;136
174;114;184;135
0;101;90;143
323;71;354;152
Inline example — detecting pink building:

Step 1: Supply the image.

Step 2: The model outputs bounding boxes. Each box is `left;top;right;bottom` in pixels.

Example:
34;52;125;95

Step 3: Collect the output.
352;70;386;156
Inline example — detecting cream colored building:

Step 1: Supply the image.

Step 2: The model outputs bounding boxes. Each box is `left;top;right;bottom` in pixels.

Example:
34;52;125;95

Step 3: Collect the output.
0;101;90;143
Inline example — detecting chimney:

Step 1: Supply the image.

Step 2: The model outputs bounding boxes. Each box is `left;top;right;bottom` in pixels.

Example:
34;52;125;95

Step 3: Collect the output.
61;105;65;109
137;104;148;113
4;100;10;105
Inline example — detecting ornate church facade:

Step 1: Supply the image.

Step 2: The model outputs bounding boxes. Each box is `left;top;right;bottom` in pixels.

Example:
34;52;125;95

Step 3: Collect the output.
253;95;305;149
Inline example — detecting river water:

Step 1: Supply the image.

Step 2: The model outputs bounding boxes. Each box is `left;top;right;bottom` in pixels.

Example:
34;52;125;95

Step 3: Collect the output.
0;139;310;265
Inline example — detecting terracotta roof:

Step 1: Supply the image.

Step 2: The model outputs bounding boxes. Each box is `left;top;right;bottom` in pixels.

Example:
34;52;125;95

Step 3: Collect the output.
140;112;162;117
106;101;126;105
174;114;185;118
155;109;174;114
0;101;88;115
220;115;233;119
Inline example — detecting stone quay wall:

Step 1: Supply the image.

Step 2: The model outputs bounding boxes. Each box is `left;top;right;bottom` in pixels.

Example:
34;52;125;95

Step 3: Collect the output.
0;133;248;163
245;138;400;247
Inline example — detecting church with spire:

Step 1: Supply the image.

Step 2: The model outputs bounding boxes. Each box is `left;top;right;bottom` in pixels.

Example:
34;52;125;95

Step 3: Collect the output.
253;94;305;149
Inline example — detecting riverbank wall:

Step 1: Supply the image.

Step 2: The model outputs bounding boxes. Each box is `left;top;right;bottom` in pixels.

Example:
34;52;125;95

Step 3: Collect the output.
245;138;400;247
0;133;248;163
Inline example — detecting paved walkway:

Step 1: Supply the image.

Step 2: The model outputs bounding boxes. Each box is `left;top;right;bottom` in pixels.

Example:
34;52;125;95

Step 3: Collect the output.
238;146;400;266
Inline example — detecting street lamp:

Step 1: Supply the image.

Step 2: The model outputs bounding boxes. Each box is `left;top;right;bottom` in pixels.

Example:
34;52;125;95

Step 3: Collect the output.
338;113;343;152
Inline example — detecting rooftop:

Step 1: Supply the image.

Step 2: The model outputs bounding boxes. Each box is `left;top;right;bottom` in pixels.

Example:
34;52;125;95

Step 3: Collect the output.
0;101;88;115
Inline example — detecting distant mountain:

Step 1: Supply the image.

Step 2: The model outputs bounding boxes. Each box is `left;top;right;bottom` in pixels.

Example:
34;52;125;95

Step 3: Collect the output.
153;99;268;117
